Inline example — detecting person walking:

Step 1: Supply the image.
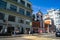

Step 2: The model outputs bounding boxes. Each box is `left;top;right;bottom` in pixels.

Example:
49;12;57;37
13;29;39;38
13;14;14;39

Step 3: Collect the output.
29;30;31;35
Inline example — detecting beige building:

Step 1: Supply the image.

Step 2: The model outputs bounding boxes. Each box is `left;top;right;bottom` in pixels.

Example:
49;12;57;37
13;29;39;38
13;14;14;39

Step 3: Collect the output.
43;14;55;33
0;0;32;34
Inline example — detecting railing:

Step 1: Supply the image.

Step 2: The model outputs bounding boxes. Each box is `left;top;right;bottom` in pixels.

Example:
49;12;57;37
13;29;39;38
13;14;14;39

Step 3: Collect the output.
0;8;32;20
6;0;32;11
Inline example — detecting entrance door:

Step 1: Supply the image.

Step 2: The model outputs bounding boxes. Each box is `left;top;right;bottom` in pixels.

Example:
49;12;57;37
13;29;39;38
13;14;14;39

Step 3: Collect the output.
7;27;14;35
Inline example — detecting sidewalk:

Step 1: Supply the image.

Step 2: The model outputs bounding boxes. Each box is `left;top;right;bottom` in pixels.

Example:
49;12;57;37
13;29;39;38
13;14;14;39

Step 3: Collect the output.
21;34;53;40
0;34;23;38
0;34;33;38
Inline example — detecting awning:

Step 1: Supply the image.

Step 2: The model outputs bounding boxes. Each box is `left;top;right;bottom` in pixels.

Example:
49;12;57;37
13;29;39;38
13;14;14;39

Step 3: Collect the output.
44;20;51;25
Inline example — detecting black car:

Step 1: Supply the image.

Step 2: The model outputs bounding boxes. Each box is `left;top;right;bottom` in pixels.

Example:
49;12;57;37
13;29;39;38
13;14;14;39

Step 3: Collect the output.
55;29;60;37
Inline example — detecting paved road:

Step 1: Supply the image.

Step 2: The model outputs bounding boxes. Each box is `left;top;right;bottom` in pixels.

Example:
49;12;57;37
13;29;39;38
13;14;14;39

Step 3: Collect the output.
0;33;60;40
0;37;27;40
32;33;60;40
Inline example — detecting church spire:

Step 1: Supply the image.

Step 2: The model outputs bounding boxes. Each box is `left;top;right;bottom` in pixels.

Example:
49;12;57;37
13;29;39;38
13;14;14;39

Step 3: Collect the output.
36;10;42;16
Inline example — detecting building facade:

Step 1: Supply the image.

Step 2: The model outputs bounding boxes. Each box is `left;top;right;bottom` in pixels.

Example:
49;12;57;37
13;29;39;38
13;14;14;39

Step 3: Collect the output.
43;14;55;33
47;9;60;29
0;0;32;34
32;11;43;33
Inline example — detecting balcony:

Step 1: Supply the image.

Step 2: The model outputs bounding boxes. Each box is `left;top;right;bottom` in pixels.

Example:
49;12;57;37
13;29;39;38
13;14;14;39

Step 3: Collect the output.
0;8;32;20
5;0;32;12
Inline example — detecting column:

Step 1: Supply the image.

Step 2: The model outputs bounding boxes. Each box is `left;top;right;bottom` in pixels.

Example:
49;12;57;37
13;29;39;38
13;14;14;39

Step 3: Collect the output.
17;6;19;12
25;10;26;16
15;17;18;23
14;27;16;35
24;19;26;24
25;0;27;7
43;22;45;33
47;25;49;33
4;14;8;21
3;14;9;33
6;2;10;9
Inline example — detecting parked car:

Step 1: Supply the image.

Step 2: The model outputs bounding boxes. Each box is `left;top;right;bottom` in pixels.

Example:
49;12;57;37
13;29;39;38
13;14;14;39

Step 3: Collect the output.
55;29;60;37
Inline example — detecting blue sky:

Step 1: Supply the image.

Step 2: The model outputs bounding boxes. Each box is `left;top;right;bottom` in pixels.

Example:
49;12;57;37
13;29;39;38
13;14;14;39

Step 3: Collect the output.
29;0;60;14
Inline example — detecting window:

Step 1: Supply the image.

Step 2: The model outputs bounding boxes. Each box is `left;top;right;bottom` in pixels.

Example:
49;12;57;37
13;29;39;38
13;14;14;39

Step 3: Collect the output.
57;14;59;16
8;15;15;22
0;13;5;20
0;0;7;9
27;3;31;8
18;19;24;23
19;8;25;15
26;21;30;25
26;11;31;17
37;16;39;18
10;4;17;12
20;0;25;5
56;16;60;19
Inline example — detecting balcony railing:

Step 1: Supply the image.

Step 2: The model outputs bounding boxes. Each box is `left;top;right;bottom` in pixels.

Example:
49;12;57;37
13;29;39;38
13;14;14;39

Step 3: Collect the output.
0;8;32;20
6;0;32;11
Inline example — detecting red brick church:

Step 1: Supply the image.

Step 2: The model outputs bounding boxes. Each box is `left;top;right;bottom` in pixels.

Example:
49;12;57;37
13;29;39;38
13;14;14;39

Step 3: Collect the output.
32;10;43;33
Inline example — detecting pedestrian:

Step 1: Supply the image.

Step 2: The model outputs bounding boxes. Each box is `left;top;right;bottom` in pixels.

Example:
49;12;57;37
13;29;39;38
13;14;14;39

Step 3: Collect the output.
5;28;7;33
29;30;31;35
